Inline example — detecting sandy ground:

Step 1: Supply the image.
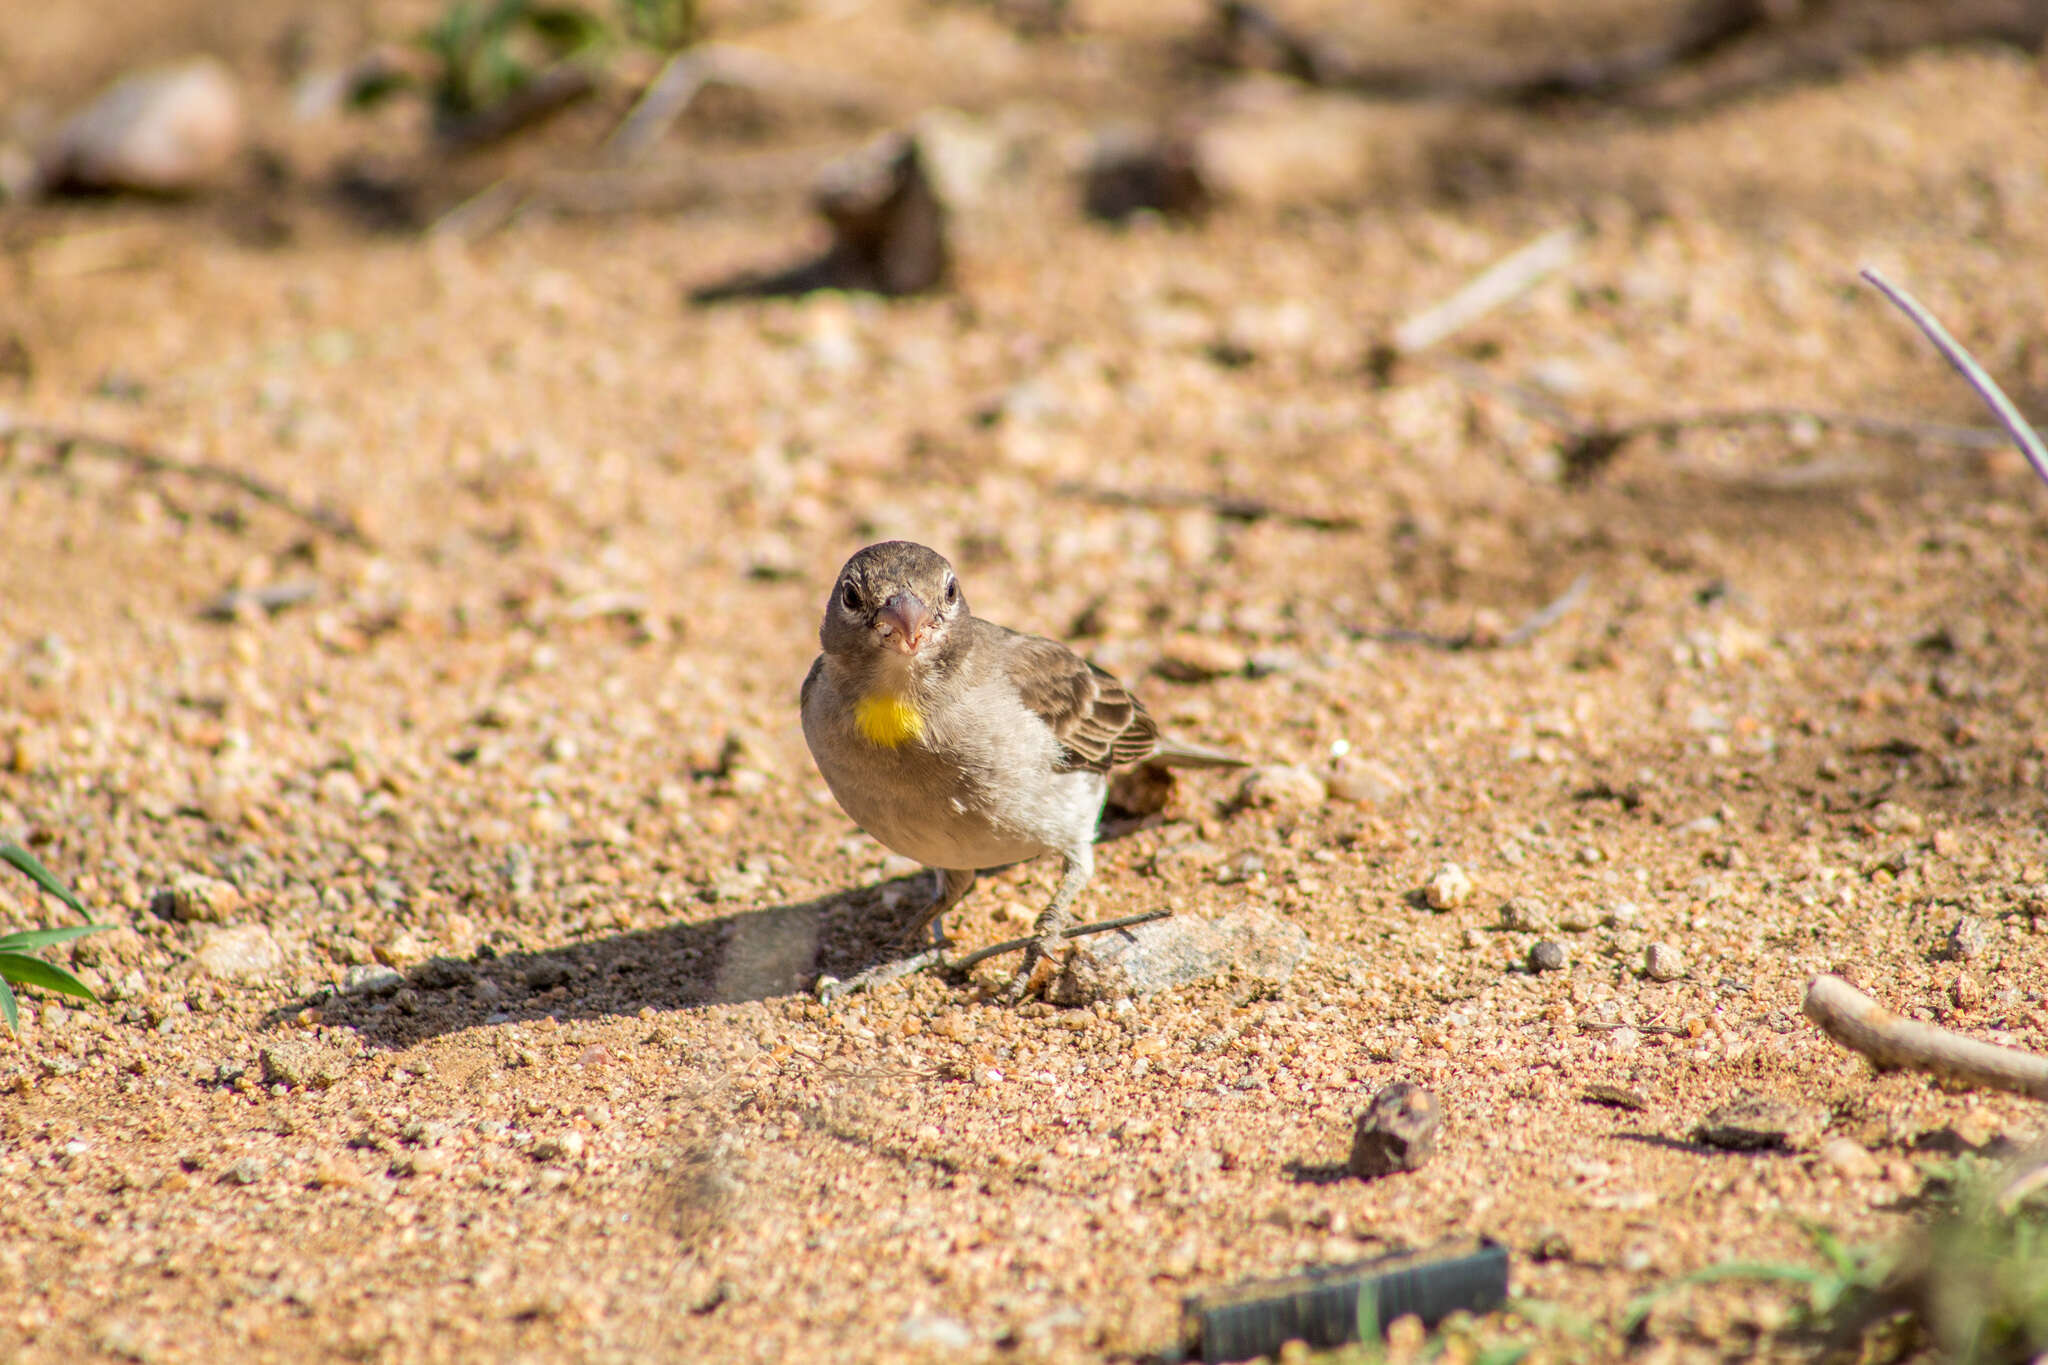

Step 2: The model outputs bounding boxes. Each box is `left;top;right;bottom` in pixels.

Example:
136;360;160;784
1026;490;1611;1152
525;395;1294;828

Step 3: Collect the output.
4;2;2048;1361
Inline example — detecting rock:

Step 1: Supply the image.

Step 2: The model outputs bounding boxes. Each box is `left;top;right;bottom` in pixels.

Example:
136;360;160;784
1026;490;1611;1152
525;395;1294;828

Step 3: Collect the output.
1233;764;1327;813
1324;755;1406;806
1348;1081;1441;1177
530;1131;586;1163
42;58;244;195
1424;863;1473;911
1153;635;1246;682
1643;942;1686;982
1048;908;1306;1005
897;1315;976;1350
341;964;402;996
194;925;283;982
693;129;947;300
1951;972;1984;1010
308;1156;364;1189
1820;1137;1881;1180
1499;896;1555;933
220;1156;263;1186
912;107;1011;212
1192;91;1388;209
259;1040;350;1090
1556;904;1602;933
1693;1093;1824;1151
152;872;244;923
521;958;573;991
1580;1083;1648;1111
413;957;476;991
1081;124;1209;222
1946;916;1989;961
1527;940;1569;973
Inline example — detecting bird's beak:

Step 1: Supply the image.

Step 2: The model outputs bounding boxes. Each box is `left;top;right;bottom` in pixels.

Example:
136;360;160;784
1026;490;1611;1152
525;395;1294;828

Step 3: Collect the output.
875;592;931;653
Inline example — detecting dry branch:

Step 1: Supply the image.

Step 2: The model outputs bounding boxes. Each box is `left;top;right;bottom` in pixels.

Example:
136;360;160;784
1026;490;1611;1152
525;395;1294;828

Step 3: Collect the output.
1802;974;2048;1101
0;420;371;546
817;908;1172;1002
1390;226;1581;356
1432;356;2009;481
1367;573;1589;652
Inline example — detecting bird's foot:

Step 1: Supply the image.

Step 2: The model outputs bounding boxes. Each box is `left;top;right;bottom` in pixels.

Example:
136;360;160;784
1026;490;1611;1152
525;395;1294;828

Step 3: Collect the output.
999;934;1060;1004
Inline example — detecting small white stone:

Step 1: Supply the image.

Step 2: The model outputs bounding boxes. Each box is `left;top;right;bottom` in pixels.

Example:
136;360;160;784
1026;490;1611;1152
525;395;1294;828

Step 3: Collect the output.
1425;863;1473;911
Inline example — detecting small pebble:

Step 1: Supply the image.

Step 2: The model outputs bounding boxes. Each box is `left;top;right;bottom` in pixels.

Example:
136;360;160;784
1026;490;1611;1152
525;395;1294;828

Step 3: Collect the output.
1153;635;1246;682
1348;1081;1441;1177
1528;940;1569;973
1500;896;1556;933
152;872;243;924
1951;972;1984;1010
1424;863;1473;912
1820;1137;1881;1180
1643;942;1685;982
1947;916;1988;961
1233;764;1328;813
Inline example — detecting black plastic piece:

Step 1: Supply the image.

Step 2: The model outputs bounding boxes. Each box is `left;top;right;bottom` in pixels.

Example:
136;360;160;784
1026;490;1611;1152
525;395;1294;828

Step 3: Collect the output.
1182;1240;1510;1364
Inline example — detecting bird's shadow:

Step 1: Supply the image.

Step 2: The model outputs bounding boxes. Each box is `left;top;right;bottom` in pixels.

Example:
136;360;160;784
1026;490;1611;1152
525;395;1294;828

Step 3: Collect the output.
295;874;939;1050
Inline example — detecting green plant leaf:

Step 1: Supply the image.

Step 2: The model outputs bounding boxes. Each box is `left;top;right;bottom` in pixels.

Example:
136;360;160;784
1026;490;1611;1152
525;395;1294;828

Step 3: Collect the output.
0;951;100;1001
0;924;113;952
1623;1262;1833;1335
0;842;88;919
0;973;15;1031
525;5;611;54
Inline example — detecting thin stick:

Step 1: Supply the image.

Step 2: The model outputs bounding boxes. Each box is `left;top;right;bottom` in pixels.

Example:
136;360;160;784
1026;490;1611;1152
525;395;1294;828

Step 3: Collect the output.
1054;482;1359;532
817;908;1173;1002
1367;573;1589;652
1803;974;2048;1101
1501;573;1590;646
1861;266;2048;490
1;421;371;546
604;50;713;164
949;908;1173;973
1391;226;1582;355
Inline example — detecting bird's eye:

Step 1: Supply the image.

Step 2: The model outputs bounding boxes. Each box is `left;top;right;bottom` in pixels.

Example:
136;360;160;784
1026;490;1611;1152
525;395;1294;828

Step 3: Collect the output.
944;577;959;604
840;583;863;613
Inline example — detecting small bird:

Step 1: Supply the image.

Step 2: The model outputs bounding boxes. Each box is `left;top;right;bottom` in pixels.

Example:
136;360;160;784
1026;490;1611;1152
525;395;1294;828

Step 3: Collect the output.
800;540;1243;999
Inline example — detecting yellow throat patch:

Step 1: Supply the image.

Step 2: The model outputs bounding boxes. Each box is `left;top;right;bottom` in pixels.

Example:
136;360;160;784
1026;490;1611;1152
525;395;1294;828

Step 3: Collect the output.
854;692;925;748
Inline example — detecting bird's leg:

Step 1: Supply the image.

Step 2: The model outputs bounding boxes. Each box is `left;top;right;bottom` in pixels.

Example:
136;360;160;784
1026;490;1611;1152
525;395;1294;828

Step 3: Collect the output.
1003;845;1093;1002
897;866;976;953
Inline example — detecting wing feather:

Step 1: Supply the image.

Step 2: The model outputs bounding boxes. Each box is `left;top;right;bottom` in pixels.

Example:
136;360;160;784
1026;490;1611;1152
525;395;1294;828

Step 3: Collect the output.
1004;633;1158;773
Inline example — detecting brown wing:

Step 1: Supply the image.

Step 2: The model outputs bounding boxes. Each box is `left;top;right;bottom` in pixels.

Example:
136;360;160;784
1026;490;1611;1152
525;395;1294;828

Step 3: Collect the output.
1005;633;1158;773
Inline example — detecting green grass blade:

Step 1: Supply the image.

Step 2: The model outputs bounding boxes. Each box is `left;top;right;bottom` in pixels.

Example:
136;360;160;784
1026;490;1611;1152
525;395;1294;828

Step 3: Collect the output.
0;951;100;1001
1623;1263;1832;1334
0;973;16;1031
0;924;112;951
0;842;89;919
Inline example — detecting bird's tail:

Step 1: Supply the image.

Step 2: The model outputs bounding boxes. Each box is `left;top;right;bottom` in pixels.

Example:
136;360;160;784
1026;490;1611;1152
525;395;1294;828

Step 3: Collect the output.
1148;737;1250;769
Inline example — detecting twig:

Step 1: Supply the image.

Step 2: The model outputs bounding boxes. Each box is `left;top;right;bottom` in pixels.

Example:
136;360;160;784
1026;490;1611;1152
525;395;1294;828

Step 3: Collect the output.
1366;573;1589;651
0;421;371;546
1501;573;1590;646
604;49;716;164
1861;266;2048;491
1802;974;2048;1101
948;908;1173;973
1053;482;1359;532
1391;226;1582;355
428;176;529;242
817;908;1172;1002
1434;357;2010;479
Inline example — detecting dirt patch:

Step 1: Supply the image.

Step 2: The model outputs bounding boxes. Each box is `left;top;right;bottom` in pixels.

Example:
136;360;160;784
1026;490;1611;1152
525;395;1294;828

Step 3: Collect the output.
3;1;2048;1361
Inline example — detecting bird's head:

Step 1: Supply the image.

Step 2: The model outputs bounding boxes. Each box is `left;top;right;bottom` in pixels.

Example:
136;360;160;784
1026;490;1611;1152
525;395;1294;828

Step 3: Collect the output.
818;541;968;676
